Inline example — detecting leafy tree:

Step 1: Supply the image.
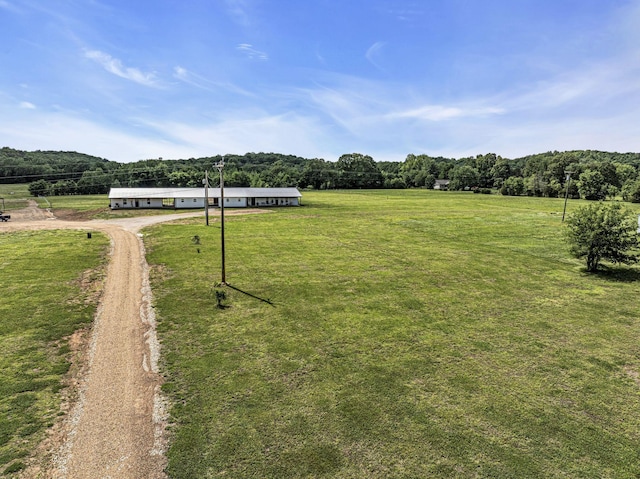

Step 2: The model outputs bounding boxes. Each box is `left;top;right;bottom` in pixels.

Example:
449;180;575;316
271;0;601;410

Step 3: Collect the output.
28;179;51;197
490;158;511;188
262;161;300;187
76;169;111;194
475;153;497;188
300;159;336;189
565;202;640;272
168;170;201;187
596;160;620;188
525;174;546;197
543;179;562;198
622;179;640;203
414;170;435;188
500;176;525;196
615;163;637;185
335;153;383;188
225;170;252;187
384;177;406;189
449;165;479;190
52;180;78;196
577;170;607;200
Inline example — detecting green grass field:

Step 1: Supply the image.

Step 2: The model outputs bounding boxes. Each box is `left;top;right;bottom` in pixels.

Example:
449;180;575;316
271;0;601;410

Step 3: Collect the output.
144;190;640;478
0;184;30;211
0;230;109;475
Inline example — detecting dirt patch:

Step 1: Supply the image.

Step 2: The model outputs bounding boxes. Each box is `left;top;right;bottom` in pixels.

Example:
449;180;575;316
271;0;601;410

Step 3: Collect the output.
67;264;108;306
624;366;640;387
5;200;54;222
53;208;108;221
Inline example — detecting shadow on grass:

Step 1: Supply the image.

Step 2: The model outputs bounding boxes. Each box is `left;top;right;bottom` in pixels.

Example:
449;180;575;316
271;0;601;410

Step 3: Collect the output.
590;266;640;283
226;283;275;306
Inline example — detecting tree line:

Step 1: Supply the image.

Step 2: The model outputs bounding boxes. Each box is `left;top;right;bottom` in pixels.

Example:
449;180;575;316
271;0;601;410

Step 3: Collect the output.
3;146;640;202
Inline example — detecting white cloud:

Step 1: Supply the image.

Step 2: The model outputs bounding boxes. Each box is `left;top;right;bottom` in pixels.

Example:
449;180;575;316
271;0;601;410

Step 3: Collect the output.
19;101;36;109
138;112;332;159
84;50;159;87
365;41;386;70
0;98;336;162
389;104;505;121
236;43;268;61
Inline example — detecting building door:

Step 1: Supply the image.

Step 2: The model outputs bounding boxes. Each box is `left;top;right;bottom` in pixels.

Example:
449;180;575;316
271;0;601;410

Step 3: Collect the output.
135;200;139;207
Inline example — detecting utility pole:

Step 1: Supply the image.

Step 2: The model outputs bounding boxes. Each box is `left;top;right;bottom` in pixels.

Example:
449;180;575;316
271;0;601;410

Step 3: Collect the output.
215;158;226;284
204;170;209;226
562;171;572;222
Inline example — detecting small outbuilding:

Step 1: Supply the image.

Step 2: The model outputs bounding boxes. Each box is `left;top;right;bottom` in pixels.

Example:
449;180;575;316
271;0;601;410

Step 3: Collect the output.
433;179;450;190
108;187;302;209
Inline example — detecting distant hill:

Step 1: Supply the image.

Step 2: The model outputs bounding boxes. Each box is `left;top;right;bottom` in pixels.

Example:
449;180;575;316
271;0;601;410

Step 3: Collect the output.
4;147;640;200
0;147;117;184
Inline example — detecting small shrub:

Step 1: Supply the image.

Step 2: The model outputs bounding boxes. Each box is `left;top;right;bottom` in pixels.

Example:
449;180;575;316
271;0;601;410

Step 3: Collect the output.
215;289;227;309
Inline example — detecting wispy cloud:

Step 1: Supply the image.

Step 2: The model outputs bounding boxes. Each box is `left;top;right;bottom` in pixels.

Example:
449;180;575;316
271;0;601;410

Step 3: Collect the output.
173;66;211;90
84;49;158;87
19;101;36;109
365;41;386;70
173;66;255;97
389;104;505;121
236;43;268;61
225;0;250;26
140;112;329;158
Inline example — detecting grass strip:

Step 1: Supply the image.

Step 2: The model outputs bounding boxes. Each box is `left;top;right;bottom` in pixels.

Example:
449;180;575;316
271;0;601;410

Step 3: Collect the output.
0;230;109;475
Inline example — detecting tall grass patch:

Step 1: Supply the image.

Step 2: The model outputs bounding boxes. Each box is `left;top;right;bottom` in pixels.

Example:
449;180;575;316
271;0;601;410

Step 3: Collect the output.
0;230;109;474
146;191;640;478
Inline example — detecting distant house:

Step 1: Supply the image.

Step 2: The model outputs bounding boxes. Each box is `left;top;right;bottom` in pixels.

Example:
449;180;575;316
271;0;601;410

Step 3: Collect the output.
108;187;302;209
433;179;450;190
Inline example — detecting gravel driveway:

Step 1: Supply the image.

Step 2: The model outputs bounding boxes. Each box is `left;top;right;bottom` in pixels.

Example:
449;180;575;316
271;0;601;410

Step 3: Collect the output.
3;206;204;478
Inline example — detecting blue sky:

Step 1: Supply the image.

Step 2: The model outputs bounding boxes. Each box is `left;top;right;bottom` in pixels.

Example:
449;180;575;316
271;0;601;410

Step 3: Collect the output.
1;0;640;163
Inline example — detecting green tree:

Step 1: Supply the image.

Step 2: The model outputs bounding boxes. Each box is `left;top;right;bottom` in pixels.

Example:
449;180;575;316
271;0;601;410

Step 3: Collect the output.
300;159;336;189
52;180;78;196
622;179;640;203
28;179;51;197
226;170;252;187
615;163;637;185
500;176;525;196
168;170;201;187
490;158;512;188
577;170;607;200
335;153;383;189
565;202;640;272
449;165;479;190
475;153;497;188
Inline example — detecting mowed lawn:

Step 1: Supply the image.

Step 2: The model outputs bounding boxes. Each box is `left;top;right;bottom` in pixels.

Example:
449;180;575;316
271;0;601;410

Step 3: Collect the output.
144;190;640;478
0;229;109;475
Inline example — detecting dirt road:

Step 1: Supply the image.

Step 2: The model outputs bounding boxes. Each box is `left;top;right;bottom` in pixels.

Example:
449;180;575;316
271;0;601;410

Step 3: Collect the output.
3;205;204;478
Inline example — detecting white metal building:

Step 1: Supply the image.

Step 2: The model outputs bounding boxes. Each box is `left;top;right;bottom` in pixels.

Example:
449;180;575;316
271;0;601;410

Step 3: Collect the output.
108;187;302;209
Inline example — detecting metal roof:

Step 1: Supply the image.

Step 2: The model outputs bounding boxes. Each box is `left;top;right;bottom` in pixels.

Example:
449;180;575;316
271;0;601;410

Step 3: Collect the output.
108;187;302;199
